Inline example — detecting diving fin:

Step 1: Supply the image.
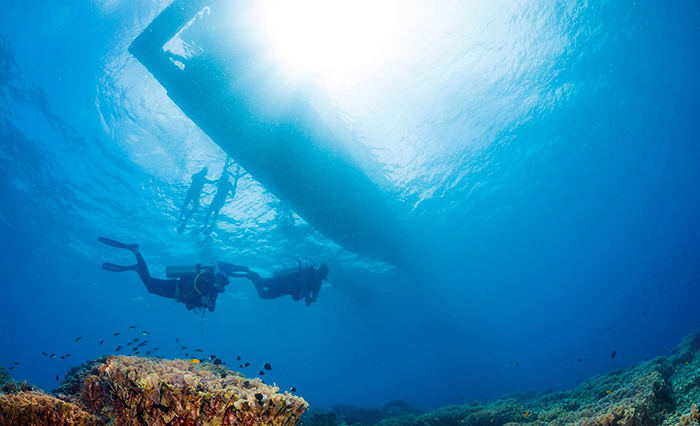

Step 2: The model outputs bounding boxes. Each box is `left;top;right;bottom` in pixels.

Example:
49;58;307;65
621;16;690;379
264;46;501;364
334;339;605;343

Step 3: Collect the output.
102;262;137;272
98;237;138;251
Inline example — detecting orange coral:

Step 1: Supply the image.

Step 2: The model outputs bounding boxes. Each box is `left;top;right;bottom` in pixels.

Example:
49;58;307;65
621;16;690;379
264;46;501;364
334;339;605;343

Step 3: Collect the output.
0;391;102;426
2;356;307;426
674;405;699;426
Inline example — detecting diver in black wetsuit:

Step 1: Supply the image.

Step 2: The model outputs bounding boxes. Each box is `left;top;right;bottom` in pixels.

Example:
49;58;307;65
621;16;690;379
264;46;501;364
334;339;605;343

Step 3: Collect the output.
98;237;230;312
219;261;329;307
178;167;216;234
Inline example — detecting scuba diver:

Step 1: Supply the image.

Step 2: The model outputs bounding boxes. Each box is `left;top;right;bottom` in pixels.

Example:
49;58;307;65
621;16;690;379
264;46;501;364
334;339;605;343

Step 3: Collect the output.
177;167;216;234
202;164;244;235
98;237;230;312
219;260;329;307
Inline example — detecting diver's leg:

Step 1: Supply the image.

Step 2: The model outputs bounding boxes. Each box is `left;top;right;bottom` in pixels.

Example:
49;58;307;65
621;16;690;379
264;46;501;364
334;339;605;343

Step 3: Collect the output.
179;197;191;221
98;237;138;251
133;252;177;299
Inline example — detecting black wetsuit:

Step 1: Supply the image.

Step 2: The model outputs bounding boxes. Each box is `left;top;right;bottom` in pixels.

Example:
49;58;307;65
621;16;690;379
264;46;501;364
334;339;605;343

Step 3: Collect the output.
134;253;225;312
248;267;323;306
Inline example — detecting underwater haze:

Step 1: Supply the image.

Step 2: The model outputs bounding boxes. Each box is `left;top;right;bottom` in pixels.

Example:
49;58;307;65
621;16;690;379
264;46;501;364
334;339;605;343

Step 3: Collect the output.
1;0;699;411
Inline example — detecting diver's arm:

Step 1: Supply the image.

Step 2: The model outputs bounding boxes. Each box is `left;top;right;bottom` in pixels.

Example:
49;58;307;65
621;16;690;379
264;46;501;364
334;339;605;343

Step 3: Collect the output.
217;261;249;277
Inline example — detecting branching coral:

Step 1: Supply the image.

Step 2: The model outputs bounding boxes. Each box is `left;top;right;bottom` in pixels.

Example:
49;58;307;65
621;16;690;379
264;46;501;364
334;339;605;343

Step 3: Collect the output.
0;391;102;426
673;405;699;426
2;355;307;426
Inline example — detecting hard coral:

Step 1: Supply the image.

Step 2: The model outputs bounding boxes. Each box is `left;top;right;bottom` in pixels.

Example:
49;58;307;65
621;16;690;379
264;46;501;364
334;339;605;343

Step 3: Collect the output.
80;355;308;426
0;390;102;426
673;405;699;426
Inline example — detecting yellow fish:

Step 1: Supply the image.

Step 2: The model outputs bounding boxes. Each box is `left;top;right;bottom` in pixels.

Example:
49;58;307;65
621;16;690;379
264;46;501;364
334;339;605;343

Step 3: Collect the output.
190;359;200;364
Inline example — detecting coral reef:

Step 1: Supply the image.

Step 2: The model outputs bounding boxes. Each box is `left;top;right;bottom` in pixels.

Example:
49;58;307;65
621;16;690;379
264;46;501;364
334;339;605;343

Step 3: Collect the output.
302;328;700;426
0;355;308;426
0;391;102;426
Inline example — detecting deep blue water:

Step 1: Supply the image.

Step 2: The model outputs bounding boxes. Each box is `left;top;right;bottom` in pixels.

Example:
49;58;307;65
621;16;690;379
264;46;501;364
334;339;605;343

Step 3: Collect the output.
1;0;699;411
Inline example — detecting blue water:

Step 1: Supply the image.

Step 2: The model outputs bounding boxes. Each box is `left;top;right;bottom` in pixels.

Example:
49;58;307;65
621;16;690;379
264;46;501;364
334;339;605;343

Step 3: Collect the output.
1;0;699;411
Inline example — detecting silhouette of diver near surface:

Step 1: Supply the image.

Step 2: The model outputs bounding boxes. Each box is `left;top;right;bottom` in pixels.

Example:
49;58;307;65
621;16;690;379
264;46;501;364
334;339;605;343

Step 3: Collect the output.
202;165;244;235
99;237;230;312
177;167;216;234
219;261;329;307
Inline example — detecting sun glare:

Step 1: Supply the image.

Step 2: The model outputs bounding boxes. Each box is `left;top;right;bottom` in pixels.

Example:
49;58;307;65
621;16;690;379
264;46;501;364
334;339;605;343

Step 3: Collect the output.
257;0;403;82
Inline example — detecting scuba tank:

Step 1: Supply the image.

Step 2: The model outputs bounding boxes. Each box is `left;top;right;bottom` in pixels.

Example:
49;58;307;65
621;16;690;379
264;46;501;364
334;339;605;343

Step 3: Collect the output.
166;264;207;278
273;257;302;278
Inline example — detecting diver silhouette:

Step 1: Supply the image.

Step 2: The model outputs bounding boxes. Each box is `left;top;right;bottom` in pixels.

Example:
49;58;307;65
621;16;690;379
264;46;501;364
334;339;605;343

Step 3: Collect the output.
99;237;231;313
220;260;329;307
202;163;244;235
177;167;216;234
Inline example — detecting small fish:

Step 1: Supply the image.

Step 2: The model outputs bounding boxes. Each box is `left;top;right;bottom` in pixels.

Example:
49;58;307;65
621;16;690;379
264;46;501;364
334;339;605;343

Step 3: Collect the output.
153;348;159;352
243;381;250;388
186;352;191;357
9;367;15;371
290;387;296;392
141;331;149;336
61;356;65;360
195;349;202;353
220;373;227;379
116;346;122;352
127;343;133;347
181;346;186;350
236;356;241;360
41;352;47;356
515;363;520;367
13;362;18;365
523;411;530;418
606;390;611;394
133;338;139;343
210;355;217;360
243;362;250;367
114;333;120;337
134;351;140;355
258;371;265;376
176;338;179;343
138;342;147;347
132;347;138;352
213;359;222;365
191;359;200;364
50;354;56;358
578;359;582;362
100;341;104;346
239;364;243;368
129;326;136;331
76;337;82;342
65;354;71;358
685;361;689;366
56;375;59;381
611;350;617;359
254;393;263;401
263;363;272;371
145;351;151;356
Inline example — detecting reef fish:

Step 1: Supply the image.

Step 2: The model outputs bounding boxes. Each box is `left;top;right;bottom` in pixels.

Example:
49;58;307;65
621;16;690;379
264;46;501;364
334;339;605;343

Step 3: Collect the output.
255;393;263;401
114;333;120;337
195;349;203;353
611;350;617;359
263;363;272;371
181;346;186;350
49;354;56;359
258;371;265;376
213;359;222;365
141;331;149;336
76;337;82;342
100;340;104;346
129;326;137;330
191;358;200;364
290;387;296;392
